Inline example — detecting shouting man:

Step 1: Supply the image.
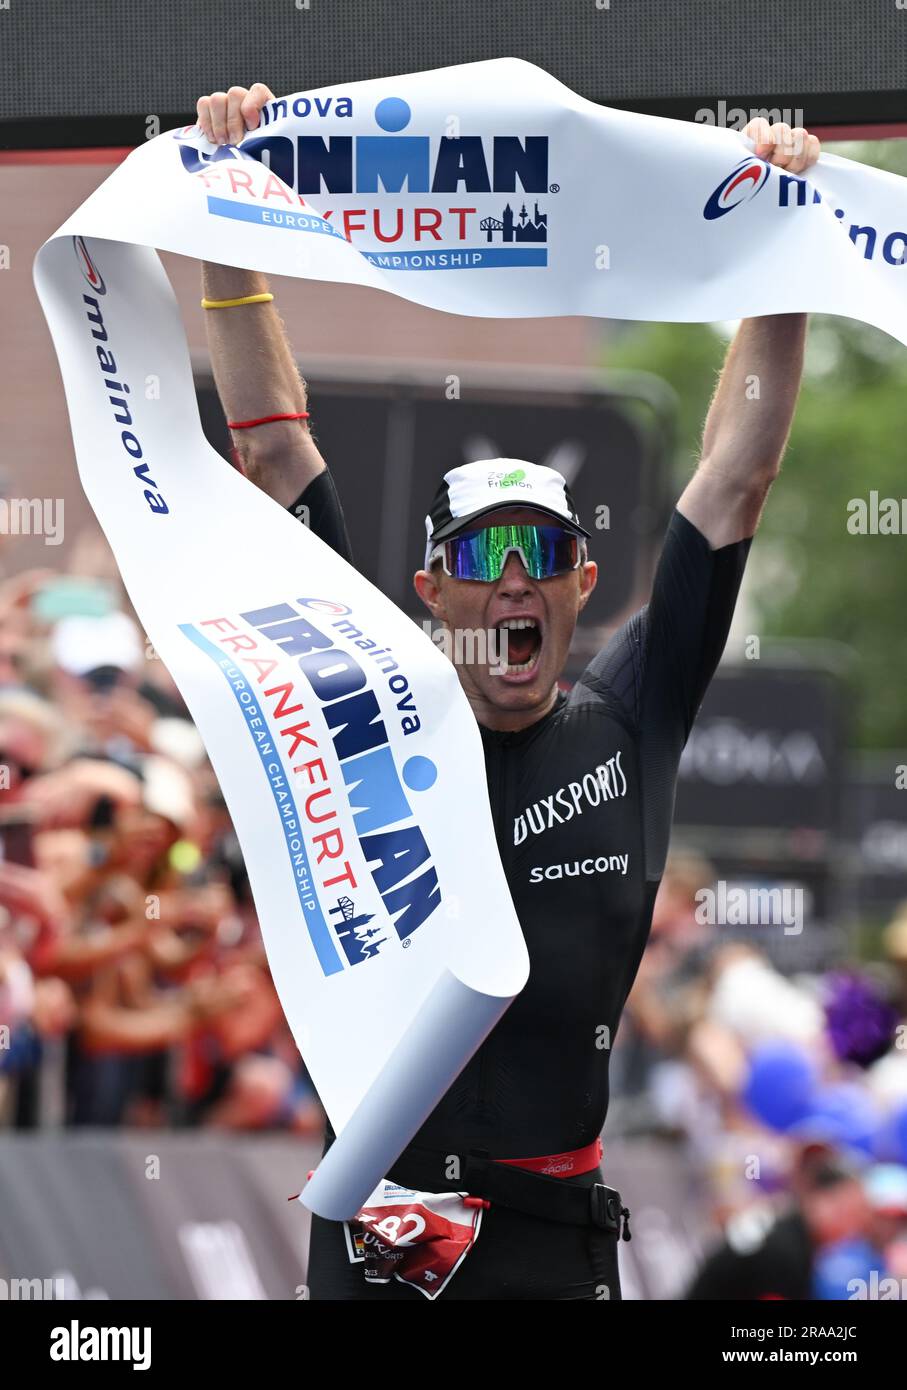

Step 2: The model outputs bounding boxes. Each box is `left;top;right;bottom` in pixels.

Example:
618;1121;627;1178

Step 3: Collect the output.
196;82;819;1300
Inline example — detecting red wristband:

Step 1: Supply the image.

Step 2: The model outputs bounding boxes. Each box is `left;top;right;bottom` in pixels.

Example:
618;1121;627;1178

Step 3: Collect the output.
227;411;310;429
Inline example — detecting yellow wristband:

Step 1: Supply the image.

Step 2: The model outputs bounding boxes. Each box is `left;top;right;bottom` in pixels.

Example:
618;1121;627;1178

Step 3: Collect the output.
201;292;275;310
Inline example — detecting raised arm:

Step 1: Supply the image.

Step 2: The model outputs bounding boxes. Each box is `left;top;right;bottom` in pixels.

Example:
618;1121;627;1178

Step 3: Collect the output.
197;84;325;507
677;118;820;550
677;311;808;548
201;260;326;506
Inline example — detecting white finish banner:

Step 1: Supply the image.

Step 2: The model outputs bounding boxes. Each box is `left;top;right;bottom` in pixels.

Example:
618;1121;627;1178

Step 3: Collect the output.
33;59;907;1218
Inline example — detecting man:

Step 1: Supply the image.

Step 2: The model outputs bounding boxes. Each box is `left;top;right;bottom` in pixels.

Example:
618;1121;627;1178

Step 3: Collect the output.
196;84;820;1299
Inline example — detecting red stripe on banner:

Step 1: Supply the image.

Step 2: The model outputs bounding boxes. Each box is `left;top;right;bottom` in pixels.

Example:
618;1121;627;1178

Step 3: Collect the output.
0;147;134;165
725;165;762;197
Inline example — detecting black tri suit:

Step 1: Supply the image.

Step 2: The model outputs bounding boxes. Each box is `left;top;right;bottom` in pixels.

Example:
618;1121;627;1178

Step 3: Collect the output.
295;468;750;1300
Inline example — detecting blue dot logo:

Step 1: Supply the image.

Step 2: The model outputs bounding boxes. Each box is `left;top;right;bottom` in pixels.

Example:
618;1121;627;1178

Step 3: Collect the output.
375;97;411;132
402;755;437;792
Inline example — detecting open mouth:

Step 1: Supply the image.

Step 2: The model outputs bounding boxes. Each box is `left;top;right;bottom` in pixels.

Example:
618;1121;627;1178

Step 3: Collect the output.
495;617;542;676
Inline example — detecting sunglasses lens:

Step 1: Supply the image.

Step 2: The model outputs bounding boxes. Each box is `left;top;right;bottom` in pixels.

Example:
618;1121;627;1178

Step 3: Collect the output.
445;526;579;581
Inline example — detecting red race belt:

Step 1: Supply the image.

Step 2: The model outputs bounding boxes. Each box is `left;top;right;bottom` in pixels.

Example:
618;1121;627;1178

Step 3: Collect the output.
495;1136;603;1178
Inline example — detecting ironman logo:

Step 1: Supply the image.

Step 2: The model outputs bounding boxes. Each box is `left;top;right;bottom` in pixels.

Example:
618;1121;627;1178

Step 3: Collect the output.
73;236;106;294
703;158;771;220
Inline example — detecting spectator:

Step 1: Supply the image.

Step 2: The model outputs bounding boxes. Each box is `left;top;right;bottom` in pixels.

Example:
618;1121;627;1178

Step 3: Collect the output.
0;557;325;1136
686;1145;875;1300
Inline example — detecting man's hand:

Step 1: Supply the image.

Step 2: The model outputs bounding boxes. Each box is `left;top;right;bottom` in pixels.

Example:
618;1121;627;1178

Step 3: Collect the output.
196;83;275;145
742;117;821;176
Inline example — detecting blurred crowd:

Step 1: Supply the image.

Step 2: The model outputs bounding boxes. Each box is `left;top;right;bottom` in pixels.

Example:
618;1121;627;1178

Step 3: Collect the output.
610;851;907;1299
0;537;323;1136
3;533;907;1299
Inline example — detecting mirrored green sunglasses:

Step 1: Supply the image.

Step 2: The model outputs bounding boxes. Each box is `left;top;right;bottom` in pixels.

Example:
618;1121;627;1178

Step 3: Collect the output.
429;523;584;582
